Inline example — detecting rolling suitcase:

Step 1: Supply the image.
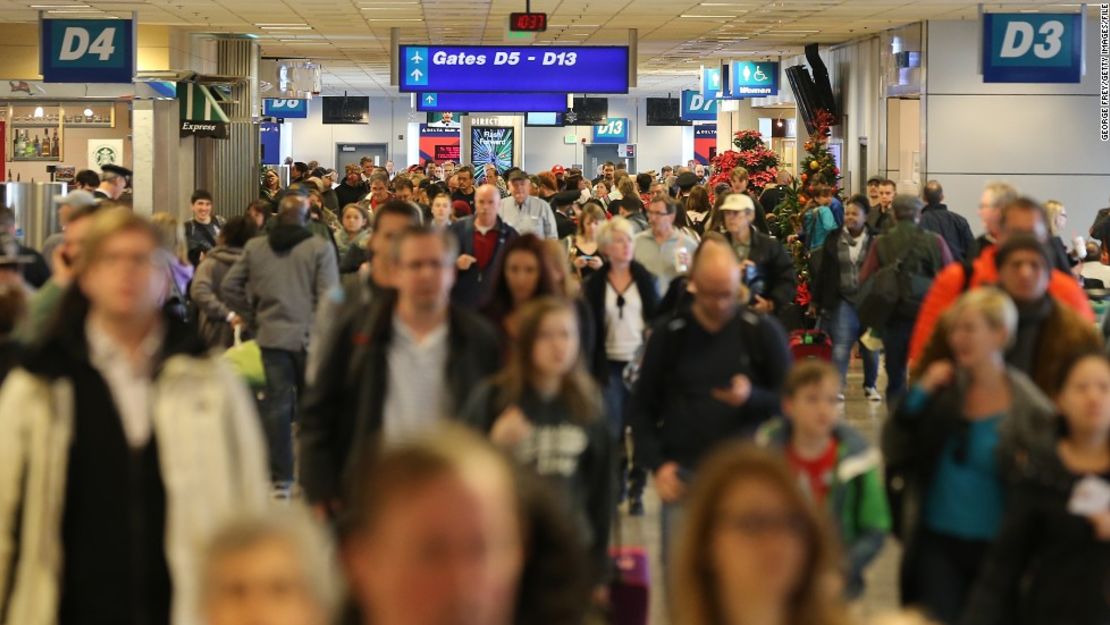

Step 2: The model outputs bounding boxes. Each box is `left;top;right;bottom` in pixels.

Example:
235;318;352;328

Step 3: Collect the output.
608;545;650;625
789;329;833;361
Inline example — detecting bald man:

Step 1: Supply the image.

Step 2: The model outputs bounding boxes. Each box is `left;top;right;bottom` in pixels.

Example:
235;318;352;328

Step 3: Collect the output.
629;237;791;562
449;184;519;308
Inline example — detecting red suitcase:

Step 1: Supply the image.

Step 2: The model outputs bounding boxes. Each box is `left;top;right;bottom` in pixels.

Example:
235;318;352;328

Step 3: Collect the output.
608;545;650;625
789;329;833;361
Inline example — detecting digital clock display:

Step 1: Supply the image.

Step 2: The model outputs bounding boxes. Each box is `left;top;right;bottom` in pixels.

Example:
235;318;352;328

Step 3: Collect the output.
509;12;547;32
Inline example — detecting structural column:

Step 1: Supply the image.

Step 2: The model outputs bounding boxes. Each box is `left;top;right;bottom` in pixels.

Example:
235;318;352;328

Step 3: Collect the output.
196;37;260;218
132;99;184;216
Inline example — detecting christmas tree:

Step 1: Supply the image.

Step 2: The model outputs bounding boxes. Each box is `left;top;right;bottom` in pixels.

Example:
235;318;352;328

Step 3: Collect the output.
771;109;840;308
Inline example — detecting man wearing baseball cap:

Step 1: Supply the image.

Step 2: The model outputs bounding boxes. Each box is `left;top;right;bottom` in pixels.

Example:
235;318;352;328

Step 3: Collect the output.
551;165;567;190
500;170;558;239
717;193;795;316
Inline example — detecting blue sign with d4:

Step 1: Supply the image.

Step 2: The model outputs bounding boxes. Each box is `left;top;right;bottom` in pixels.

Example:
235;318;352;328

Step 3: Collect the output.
730;61;779;97
263;99;309;118
592;118;628;144
681;90;718;121
982;13;1084;83
41;18;134;83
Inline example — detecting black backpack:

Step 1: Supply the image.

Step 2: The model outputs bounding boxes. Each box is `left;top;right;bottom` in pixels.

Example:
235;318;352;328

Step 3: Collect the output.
857;232;936;327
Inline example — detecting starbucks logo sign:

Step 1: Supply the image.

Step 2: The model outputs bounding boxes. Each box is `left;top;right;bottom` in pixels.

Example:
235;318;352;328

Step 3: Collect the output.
87;139;123;171
94;145;117;166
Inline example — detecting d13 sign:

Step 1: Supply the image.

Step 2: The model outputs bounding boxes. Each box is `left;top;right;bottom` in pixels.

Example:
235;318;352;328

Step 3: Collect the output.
41;18;134;83
592;118;628;144
983;13;1084;83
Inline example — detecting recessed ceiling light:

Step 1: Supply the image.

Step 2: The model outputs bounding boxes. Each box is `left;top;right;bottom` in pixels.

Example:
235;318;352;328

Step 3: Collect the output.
30;3;89;7
279;40;329;44
568;24;599;27
680;14;734;18
46;8;103;12
366;17;422;21
256;23;308;27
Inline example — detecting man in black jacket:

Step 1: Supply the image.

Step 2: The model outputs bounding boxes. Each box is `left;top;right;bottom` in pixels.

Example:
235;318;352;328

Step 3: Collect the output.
630;237;791;563
919;180;975;262
717;193;795;315
335;165;367;208
299;226;501;515
449;184;519;308
184;189;224;267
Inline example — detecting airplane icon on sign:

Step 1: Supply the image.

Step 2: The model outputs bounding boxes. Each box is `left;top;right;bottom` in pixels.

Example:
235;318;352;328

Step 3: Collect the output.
411;51;423;63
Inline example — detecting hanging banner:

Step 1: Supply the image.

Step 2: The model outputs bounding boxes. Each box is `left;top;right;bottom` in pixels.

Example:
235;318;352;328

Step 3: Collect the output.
399;45;629;93
87;138;123;169
40;18;135;83
262;98;308;118
730;61;779;97
178;82;230;139
694;124;717;165
420;124;461;165
982;13;1084;83
260;122;281;165
681;90;718;121
470;126;515;179
701;65;724;99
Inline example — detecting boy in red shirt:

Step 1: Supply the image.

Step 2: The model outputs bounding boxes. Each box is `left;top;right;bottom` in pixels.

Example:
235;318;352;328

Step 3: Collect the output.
757;361;891;599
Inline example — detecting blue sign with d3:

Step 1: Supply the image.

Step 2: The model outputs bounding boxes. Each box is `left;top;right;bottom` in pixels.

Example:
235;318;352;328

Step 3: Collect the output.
730;61;779;97
592;118;628;144
681;90;718;121
982;13;1084;83
398;45;629;93
41;18;134;83
262;99;309;118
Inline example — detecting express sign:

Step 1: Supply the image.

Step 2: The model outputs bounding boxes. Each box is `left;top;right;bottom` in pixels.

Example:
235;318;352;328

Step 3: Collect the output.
399;45;629;93
41;18;134;83
982;13;1084;83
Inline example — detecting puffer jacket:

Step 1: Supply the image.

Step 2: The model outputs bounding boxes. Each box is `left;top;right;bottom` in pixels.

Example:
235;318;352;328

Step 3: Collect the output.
191;245;244;349
0;316;269;625
757;417;891;597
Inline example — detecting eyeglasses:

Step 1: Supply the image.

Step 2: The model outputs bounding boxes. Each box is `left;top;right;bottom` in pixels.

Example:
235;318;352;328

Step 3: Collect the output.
647;210;671;218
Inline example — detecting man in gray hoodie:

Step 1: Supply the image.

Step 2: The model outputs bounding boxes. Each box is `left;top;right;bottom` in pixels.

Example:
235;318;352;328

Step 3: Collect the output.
223;193;339;491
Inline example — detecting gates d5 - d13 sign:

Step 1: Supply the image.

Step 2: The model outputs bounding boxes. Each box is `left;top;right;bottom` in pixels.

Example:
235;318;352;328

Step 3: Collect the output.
982;13;1084;83
399;45;629;93
40;19;134;83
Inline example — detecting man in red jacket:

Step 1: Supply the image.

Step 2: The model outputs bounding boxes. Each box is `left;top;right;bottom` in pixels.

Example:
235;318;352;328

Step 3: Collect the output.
908;195;1094;364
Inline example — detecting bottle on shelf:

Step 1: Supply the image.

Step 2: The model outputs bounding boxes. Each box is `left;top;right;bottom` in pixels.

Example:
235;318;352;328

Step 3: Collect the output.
32;133;40;158
14;129;24;156
51;129;59;158
44;129;52;157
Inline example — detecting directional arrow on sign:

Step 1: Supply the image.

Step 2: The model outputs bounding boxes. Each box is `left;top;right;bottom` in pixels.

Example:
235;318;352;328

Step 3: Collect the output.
411;51;423;62
425;94;435;103
411;69;423;80
710;72;720;88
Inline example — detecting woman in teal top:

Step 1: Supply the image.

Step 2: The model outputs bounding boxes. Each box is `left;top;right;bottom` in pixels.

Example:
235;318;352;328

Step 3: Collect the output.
883;287;1057;624
803;184;839;252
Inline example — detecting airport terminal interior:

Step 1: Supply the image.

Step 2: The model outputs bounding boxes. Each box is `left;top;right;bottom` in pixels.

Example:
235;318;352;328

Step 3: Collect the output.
0;2;1109;625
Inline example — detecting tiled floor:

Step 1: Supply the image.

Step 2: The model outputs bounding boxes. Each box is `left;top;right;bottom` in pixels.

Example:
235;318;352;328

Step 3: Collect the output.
617;366;901;625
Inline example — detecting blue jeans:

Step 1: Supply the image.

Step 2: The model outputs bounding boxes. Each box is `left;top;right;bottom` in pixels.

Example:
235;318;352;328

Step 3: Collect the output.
883;316;916;402
828;299;879;390
603;361;646;502
260;347;305;485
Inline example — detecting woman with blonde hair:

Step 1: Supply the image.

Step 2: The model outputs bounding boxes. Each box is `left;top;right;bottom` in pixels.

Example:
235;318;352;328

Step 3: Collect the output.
672;443;850;625
1045;199;1080;269
152;211;195;321
885;287;1056;623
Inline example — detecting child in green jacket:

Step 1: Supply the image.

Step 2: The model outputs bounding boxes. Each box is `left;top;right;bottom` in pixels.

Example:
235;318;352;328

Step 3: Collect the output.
756;360;891;598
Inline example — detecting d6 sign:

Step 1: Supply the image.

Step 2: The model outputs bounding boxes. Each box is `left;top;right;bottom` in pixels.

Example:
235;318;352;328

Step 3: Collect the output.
983;13;1084;83
41;18;134;83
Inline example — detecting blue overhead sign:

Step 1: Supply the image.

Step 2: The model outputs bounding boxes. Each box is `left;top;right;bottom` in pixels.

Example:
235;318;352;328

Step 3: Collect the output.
592;118;628;144
982;13;1084;83
701;65;724;98
681;90;719;121
730;61;779;97
399;45;630;93
417;92;567;113
263;98;308;118
41;18;134;83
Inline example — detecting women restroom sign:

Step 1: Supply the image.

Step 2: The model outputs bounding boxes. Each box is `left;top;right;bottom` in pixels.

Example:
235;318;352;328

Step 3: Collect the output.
982;13;1083;83
40;18;135;83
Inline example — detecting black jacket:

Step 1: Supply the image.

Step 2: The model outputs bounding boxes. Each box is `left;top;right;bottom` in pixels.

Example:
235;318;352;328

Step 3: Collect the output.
461;382;613;585
813;225;875;312
17;244;50;289
335;181;366;208
299;296;502;504
580;261;660;382
630;309;790;471
725;227;795;313
962;448;1110;625
449;216;519;309
919;203;975;262
185;216;224;267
